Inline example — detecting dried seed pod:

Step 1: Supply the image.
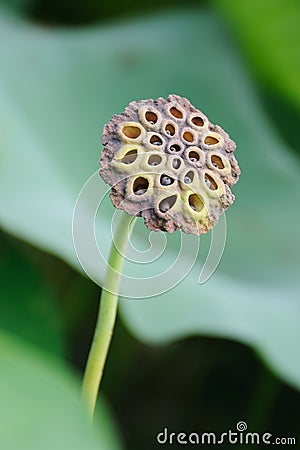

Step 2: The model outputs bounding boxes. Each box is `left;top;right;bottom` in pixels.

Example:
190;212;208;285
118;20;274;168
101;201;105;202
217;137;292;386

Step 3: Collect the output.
100;94;240;235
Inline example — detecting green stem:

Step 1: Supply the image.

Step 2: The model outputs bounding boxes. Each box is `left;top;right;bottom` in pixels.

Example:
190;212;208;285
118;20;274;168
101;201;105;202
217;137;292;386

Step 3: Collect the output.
82;211;136;420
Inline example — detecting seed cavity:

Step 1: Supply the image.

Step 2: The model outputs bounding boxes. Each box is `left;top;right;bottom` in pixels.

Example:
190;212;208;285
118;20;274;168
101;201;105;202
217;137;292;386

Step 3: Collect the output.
159;195;177;213
150;135;163;146
133;177;149;195
119;149;137;164
204;135;219;145
165;123;175;136
189;151;200;163
145;111;158;124
204;173;218;190
191;116;204;127
184;171;194;184
189;194;204;212
172;158;181;169
211;154;224;169
160;174;174;186
122;125;141;139
148;155;162;166
170;106;183;119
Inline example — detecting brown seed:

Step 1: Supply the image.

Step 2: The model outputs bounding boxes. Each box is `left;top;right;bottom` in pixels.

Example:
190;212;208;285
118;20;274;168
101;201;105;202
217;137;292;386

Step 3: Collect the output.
100;94;240;235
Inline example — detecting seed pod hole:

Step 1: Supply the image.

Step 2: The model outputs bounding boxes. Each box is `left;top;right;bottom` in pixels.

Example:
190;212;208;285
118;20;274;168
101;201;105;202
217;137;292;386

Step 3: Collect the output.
160;174;174;186
184;171;194;184
150;135;163;146
211;154;224;169
148;155;162;166
133;177;149;195
183;130;196;143
119;149;138;164
204;135;219;145
165;123;175;136
204;173;218;190
159;195;177;213
122;125;141;139
170;106;183;119
169;144;181;152
191;116;204;127
172;158;181;169
145;111;158;124
189;151;200;163
189;194;204;212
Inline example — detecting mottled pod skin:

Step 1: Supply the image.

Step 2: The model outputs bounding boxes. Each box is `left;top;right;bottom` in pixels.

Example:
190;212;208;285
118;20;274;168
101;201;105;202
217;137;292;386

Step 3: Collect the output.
100;95;240;235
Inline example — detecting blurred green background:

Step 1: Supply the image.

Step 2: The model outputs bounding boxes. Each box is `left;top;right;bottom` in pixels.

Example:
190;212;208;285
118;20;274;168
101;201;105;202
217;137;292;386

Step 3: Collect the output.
0;0;300;449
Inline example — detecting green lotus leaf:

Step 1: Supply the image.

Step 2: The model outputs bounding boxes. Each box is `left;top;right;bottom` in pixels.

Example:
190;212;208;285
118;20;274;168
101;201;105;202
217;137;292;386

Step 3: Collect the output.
0;234;64;354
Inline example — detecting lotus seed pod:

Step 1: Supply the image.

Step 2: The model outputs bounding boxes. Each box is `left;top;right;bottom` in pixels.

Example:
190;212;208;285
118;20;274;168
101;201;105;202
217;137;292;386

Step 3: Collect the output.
100;94;240;235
